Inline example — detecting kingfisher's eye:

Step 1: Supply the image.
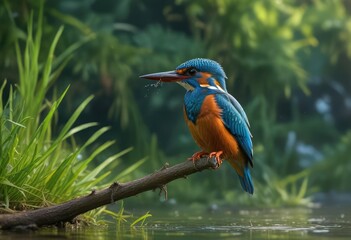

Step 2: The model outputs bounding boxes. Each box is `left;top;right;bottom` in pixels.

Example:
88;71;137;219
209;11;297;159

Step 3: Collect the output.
187;68;197;76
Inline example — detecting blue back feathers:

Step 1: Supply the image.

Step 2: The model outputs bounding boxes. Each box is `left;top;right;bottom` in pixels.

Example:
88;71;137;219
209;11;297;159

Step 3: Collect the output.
238;165;254;194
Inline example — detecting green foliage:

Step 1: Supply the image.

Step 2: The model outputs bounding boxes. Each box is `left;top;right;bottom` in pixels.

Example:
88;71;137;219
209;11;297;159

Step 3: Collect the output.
134;25;205;72
103;201;151;227
0;2;142;212
312;131;351;191
131;211;152;227
177;0;314;94
1;0;350;210
256;168;310;206
104;202;133;226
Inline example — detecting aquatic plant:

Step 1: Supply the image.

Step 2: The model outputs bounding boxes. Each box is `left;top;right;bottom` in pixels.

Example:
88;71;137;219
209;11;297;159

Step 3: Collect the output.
0;1;142;214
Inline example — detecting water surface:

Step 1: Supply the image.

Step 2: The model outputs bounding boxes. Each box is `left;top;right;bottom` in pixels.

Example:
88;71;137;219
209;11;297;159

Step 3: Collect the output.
1;204;350;239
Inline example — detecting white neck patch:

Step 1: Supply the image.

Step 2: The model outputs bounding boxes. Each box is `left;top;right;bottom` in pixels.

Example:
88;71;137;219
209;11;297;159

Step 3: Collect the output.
177;81;225;92
177;81;194;91
200;84;226;93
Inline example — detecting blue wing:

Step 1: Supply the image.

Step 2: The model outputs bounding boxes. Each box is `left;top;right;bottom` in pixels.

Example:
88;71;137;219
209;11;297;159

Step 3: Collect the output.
226;94;251;129
215;92;254;194
214;92;253;167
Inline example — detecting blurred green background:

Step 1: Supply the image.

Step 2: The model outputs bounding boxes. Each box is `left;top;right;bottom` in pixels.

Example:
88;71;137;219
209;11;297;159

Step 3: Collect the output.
1;0;351;209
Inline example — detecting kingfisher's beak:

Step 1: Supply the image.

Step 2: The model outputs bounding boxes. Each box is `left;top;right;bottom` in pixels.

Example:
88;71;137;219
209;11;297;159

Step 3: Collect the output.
139;70;189;82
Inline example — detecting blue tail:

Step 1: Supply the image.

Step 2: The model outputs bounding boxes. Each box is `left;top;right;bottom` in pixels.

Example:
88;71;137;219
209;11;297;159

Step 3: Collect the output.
238;165;254;194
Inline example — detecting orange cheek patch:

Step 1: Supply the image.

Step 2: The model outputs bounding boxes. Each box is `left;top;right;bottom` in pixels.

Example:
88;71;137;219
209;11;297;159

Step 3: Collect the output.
198;72;212;85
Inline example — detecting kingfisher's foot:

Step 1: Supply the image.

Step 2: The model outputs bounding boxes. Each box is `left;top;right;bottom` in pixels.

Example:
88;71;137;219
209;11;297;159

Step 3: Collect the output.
188;151;207;169
188;151;207;161
208;151;223;169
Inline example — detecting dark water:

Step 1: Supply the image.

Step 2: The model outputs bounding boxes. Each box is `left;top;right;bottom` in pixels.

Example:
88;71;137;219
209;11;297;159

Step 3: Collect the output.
1;205;350;239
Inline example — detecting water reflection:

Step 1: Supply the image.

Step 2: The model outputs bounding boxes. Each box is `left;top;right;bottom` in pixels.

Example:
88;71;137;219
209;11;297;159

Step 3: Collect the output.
1;205;350;239
137;206;349;239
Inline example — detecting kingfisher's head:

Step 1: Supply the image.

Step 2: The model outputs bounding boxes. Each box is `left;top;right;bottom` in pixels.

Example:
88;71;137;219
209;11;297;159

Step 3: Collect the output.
140;58;228;92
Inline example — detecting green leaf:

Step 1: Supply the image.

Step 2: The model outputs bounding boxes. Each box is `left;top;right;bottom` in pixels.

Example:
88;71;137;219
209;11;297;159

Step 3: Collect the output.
131;211;152;227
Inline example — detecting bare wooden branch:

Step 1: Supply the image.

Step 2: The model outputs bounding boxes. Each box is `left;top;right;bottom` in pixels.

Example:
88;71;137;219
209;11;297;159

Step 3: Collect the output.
0;157;218;230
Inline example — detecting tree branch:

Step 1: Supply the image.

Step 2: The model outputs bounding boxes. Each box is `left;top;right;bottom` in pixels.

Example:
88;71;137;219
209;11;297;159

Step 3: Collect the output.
0;157;218;230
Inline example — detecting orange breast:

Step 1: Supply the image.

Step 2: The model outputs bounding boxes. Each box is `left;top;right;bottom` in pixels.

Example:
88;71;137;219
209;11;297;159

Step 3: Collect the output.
184;95;246;175
184;95;237;156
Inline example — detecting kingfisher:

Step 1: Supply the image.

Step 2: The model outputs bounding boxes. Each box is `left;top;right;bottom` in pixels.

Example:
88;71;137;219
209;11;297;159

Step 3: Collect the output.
140;58;254;194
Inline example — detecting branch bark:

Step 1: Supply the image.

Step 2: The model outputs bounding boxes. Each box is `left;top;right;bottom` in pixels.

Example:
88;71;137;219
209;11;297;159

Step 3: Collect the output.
0;157;218;230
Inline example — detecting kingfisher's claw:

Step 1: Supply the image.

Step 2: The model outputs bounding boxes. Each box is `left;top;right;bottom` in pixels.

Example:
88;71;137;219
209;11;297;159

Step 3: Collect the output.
188;150;223;169
208;151;223;169
188;151;207;170
188;151;207;161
